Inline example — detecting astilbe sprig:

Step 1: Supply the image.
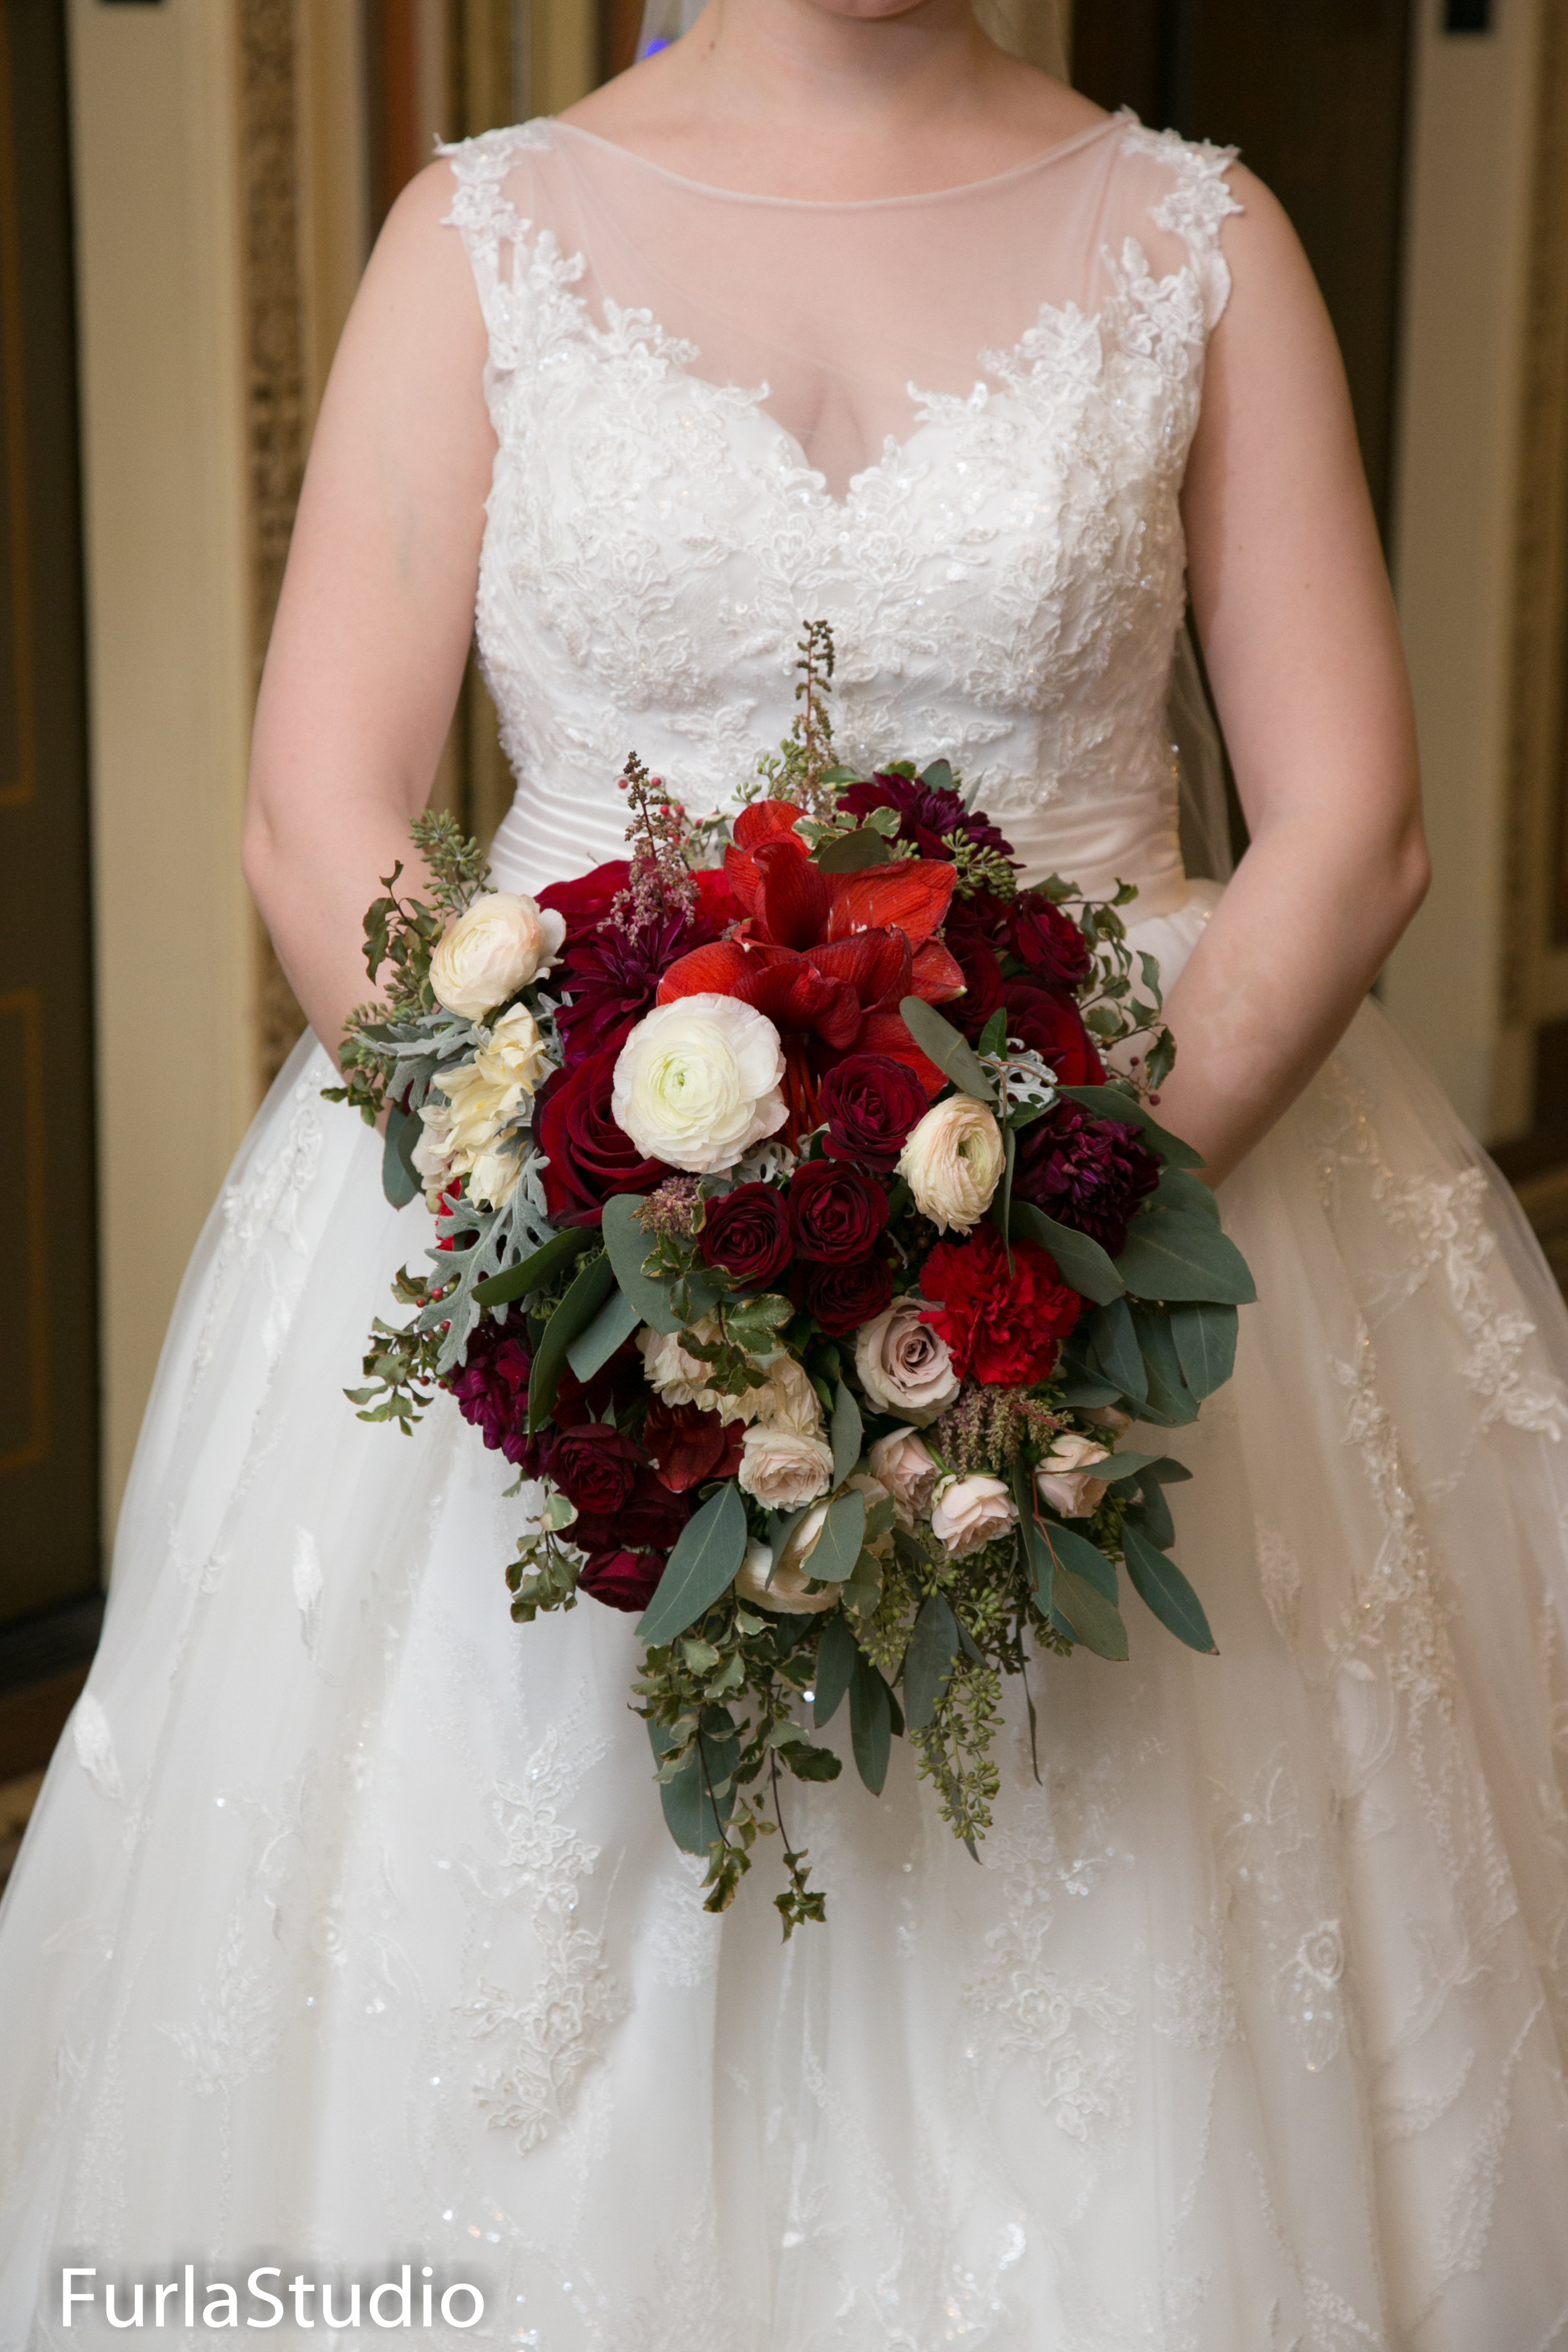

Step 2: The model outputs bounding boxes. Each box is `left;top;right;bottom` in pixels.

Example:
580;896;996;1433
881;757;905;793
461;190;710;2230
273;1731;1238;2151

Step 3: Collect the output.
611;751;699;932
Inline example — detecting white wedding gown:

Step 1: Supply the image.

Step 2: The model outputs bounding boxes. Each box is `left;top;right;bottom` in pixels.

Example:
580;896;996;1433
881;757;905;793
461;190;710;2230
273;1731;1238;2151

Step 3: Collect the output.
4;112;1568;2352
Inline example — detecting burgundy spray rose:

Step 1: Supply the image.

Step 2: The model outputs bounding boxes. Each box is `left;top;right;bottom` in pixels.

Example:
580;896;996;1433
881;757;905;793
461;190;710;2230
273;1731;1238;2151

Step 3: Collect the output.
642;1398;746;1493
792;1254;896;1338
572;1466;692;1557
578;1550;665;1613
1007;893;1093;991
1014;1100;1162;1258
818;1054;928;1169
536;1050;672;1223
787;1158;891;1263
548;1424;642;1517
1000;981;1106;1086
940;903;1007;1041
697;1182;793;1290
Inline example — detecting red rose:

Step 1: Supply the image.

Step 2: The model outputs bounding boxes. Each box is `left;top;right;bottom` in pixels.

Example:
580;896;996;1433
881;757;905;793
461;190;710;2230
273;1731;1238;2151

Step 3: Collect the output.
697;1182;793;1289
1007;893;1093;990
573;1465;692;1555
919;1225;1081;1387
945;928;1006;1041
548;1424;642;1517
536;1051;671;1223
536;861;632;944
642;1398;745;1493
787;1159;890;1263
818;1054;928;1168
792;1254;896;1338
579;1549;665;1613
1001;981;1106;1086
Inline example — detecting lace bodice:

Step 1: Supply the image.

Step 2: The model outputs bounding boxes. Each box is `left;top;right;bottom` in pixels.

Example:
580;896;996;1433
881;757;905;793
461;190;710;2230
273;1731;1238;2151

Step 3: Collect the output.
442;114;1241;913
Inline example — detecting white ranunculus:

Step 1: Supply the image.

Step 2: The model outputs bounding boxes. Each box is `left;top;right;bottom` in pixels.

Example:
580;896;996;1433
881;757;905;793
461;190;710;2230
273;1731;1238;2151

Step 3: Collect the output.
429;891;565;1019
867;1428;940;1527
1036;1433;1113;1519
737;1424;835;1512
931;1473;1017;1559
733;1534;840;1616
612;995;787;1175
854;1298;960;1426
896;1095;1005;1232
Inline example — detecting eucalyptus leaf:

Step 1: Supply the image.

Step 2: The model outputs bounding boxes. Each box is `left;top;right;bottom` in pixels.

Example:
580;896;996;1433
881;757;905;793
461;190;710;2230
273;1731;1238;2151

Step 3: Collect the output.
1128;1471;1176;1549
474;1225;594;1310
565;1285;642;1382
1098;1449;1173;1483
805;1490;866;1589
1052;1568;1130;1661
1011;1202;1125;1304
898;996;997;1104
1170;1300;1238;1400
599;1194;684;1335
1122;1520;1217;1653
649;1721;738;1855
978;1007;1009;1059
637;1483;750;1647
381;1106;422;1210
768;1505;812;1577
849;1653;894;1794
1057;1084;1205;1170
902;1592;962;1730
1056;1375;1125;1409
1012;1459;1054;1614
816;828;891;872
1115;1209;1258;1306
1130;1303;1199;1426
526;1253;615;1431
830;1381;864;1488
812;1612;859;1727
1080;1297;1148;1409
919;758;958;795
1037;1517;1120;1602
1154;1166;1222;1227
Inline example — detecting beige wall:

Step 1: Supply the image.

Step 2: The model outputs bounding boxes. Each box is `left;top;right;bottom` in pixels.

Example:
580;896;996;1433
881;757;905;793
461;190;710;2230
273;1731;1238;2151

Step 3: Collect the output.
1383;0;1544;1138
68;0;255;1528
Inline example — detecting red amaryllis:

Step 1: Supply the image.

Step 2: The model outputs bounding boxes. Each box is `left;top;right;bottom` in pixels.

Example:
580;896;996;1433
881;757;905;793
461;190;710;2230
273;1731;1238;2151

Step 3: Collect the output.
792;1253;896;1338
1014;1099;1162;1259
579;1549;666;1613
788;1159;891;1263
573;1466;692;1556
535;1051;671;1224
548;1424;642;1517
918;1226;1081;1387
537;861;632;944
642;1398;745;1493
1007;893;1093;991
819;1054;928;1168
697;1182;793;1288
1001;980;1106;1087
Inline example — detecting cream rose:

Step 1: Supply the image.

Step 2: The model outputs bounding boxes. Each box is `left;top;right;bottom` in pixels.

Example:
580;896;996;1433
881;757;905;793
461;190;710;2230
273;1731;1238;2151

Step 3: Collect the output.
867;1428;940;1527
931;1473;1018;1559
612;995;787;1175
638;1319;723;1410
1036;1433;1113;1519
638;1328;822;1434
896;1095;1005;1232
737;1424;835;1512
734;1535;840;1616
854;1298;960;1426
429;892;565;1020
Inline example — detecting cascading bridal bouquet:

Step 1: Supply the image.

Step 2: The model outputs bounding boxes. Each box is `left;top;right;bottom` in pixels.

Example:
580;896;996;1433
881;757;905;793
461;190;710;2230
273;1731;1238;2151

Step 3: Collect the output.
327;625;1256;1930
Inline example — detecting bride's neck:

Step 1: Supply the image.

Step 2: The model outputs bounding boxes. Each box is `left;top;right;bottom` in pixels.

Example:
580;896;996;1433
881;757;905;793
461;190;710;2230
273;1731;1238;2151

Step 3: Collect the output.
559;0;1098;202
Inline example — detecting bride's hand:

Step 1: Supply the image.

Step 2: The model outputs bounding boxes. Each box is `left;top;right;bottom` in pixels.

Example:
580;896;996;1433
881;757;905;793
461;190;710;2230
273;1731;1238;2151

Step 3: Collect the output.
1158;166;1429;1187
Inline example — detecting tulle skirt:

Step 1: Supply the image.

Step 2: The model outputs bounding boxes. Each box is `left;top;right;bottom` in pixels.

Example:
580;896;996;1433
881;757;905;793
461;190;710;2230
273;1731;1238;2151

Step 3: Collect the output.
3;891;1568;2351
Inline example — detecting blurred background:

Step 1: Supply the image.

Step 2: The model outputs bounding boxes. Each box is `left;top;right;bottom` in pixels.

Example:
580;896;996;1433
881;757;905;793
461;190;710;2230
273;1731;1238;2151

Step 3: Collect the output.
1;0;1565;1882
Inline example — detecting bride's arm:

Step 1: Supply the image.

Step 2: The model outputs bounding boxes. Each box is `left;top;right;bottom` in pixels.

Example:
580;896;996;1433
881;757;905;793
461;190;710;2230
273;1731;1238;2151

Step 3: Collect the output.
1159;168;1430;1185
242;162;494;1064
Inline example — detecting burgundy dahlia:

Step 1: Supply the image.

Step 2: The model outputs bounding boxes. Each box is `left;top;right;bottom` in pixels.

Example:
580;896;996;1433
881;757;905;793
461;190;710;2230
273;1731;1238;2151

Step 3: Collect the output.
836;773;1015;866
1014;1099;1162;1259
447;1312;539;1471
556;906;724;1066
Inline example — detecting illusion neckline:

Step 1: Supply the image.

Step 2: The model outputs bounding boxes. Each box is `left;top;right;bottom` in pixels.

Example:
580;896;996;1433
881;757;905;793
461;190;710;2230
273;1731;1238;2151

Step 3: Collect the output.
544;110;1126;213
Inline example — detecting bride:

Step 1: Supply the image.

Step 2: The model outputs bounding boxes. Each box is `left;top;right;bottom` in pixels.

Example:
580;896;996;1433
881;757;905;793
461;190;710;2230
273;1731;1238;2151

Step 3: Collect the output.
4;0;1567;2343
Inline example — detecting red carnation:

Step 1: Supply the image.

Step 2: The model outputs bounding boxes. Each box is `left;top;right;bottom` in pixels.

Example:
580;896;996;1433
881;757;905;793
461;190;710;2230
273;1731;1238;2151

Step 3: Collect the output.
792;1253;896;1338
787;1158;891;1264
642;1398;745;1493
579;1550;666;1613
548;1424;642;1517
818;1054;928;1169
697;1182;793;1290
918;1225;1081;1387
1007;893;1093;990
536;1050;672;1223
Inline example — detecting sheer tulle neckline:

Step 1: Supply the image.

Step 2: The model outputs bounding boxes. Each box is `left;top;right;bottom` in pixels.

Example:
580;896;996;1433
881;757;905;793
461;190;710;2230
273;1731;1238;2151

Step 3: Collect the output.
548;110;1123;211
